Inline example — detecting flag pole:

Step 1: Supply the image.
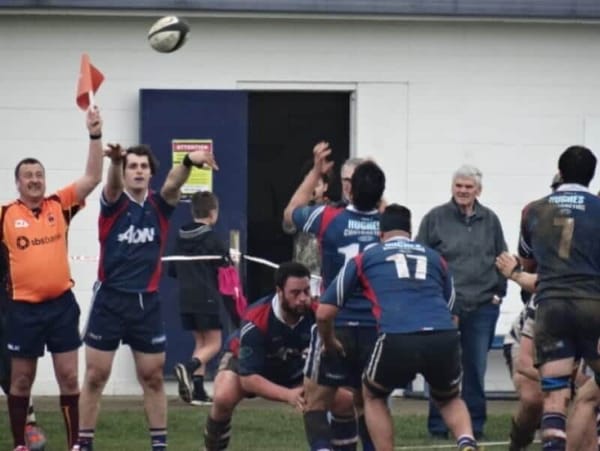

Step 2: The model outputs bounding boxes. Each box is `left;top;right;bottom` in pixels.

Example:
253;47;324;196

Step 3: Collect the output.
88;90;95;109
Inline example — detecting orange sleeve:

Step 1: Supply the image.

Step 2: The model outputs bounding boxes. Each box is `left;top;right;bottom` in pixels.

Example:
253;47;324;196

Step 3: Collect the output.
55;183;85;224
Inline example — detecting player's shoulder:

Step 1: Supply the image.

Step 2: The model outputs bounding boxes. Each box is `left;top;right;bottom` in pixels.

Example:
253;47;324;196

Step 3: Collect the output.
243;296;273;332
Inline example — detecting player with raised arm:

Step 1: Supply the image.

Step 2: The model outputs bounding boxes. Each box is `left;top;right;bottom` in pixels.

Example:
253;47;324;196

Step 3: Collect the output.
75;145;217;451
283;144;384;451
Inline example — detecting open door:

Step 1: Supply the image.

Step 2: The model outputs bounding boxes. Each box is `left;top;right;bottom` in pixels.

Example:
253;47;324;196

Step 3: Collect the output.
140;89;247;375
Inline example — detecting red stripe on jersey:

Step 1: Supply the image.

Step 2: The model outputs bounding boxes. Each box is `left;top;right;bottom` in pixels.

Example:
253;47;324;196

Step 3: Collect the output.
97;199;129;282
146;195;171;292
243;303;271;334
355;254;381;321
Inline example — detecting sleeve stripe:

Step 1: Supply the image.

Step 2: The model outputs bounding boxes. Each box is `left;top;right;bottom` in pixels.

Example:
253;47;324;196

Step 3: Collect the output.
240;322;255;339
336;261;349;307
447;277;456;311
302;205;326;233
518;235;533;257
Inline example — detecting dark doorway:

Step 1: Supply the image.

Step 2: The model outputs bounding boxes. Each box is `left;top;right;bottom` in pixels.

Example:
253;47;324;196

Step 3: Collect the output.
246;92;350;301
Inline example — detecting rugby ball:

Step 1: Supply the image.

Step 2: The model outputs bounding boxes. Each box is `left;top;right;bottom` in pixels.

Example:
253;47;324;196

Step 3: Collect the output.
148;16;190;53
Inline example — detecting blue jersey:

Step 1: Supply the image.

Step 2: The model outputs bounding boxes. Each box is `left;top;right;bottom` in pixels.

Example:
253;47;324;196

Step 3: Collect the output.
98;191;174;293
519;185;600;302
321;237;456;334
238;295;314;384
292;204;379;326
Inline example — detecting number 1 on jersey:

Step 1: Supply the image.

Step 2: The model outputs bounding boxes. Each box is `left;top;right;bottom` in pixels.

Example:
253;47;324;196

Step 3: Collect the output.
553;217;574;259
386;254;428;280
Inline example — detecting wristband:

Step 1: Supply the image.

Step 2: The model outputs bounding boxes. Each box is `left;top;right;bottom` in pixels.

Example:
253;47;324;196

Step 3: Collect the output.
89;133;102;140
182;154;193;168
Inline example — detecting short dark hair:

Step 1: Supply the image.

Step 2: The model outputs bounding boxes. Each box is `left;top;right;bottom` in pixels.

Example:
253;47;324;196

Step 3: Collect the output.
274;261;310;290
124;145;159;175
350;161;385;211
380;204;412;234
558;145;597;186
14;158;44;180
191;191;218;219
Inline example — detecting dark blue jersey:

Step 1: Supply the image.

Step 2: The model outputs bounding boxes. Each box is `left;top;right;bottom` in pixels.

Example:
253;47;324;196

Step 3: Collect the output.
98;191;174;293
321;237;456;334
519;185;600;302
292;204;379;327
238;295;314;384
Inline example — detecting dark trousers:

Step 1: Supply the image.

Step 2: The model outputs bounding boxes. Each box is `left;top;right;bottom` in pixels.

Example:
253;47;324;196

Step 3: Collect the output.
427;302;499;435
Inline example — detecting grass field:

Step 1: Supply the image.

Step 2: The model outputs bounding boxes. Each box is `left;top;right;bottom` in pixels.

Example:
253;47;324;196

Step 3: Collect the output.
0;397;541;450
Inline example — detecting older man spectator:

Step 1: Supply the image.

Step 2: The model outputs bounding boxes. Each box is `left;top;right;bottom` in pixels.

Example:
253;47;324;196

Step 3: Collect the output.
416;164;507;439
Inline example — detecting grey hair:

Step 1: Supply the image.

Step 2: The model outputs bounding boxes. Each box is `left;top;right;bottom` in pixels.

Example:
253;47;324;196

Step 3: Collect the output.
452;164;482;187
341;157;364;174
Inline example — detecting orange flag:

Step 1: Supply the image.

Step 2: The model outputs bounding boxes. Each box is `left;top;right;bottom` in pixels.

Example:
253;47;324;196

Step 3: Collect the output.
76;53;104;111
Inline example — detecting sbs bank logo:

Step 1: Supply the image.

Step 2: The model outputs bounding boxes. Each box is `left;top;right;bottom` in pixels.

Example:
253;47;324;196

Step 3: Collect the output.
16;233;60;250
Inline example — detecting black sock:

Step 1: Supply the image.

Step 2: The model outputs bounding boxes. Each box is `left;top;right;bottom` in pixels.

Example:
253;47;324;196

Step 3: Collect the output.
187;357;202;374
193;375;205;396
204;416;231;451
304;410;332;450
330;414;357;450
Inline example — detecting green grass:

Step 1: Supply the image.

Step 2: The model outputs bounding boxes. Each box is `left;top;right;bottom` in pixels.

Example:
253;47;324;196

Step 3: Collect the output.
0;399;541;450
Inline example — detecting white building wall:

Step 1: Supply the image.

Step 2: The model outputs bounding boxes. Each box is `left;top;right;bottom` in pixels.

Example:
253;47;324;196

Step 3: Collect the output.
1;13;600;394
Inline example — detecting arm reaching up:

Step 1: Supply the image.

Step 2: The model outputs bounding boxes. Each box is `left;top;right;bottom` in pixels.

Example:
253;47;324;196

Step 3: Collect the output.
160;149;219;206
74;106;104;202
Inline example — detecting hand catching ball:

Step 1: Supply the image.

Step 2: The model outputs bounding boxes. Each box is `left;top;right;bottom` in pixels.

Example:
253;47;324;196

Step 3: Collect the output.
148;16;190;53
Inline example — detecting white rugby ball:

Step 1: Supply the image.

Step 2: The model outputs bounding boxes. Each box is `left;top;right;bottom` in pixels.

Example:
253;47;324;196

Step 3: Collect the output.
148;16;190;53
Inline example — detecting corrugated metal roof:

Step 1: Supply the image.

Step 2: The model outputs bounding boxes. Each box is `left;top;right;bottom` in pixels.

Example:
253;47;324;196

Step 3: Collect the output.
2;0;600;21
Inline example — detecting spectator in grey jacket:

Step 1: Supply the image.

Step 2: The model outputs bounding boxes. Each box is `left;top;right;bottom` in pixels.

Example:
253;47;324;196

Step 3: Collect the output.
416;164;507;440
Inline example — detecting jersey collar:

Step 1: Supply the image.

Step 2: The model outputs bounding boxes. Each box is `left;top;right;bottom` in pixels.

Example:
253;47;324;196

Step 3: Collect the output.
346;204;378;215
383;236;410;243
555;183;590;193
272;294;303;328
124;189;149;206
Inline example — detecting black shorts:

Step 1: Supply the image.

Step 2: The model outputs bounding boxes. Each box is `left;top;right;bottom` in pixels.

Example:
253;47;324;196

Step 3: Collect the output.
304;324;378;389
83;284;166;354
6;290;81;358
181;313;222;331
363;330;462;396
534;298;600;367
217;352;302;392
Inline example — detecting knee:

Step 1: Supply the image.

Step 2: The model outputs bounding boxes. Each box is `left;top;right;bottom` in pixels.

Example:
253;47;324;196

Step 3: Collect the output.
11;372;34;394
331;388;355;416
212;390;239;418
138;369;164;392
84;365;111;392
57;370;79;393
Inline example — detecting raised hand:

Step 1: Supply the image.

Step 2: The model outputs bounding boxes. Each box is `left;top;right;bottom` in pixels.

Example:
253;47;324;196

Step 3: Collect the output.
104;143;125;163
87;105;102;136
312;141;334;175
188;149;219;170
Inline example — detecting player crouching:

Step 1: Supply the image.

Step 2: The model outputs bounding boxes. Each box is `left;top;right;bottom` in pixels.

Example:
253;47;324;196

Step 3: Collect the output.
203;262;353;451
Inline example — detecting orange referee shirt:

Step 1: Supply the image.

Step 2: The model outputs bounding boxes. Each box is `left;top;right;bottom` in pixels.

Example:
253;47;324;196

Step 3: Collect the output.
0;184;84;303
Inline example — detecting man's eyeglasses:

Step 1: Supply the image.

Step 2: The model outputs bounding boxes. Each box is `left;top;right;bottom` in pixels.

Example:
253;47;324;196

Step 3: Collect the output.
342;177;352;183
